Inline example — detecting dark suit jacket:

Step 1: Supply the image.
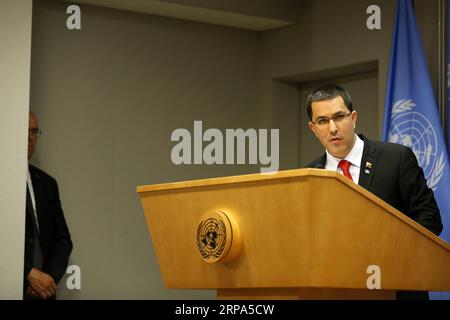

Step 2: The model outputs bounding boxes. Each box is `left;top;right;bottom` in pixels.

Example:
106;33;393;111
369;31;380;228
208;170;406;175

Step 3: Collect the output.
307;135;443;235
307;135;443;300
24;165;73;294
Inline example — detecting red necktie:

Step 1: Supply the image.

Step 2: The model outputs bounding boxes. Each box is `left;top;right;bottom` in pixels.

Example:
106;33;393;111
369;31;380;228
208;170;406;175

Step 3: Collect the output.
338;160;353;181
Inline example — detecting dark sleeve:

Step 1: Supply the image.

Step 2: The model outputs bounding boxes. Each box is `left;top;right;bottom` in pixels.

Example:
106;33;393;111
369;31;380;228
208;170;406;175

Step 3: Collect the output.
44;178;73;283
23;207;34;281
399;147;443;235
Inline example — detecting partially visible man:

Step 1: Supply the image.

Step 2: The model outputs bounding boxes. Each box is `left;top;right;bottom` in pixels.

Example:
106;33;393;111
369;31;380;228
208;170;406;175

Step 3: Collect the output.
24;111;73;300
305;84;443;299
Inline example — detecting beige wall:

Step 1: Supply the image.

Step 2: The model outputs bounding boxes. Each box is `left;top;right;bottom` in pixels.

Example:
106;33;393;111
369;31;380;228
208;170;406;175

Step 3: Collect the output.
0;0;33;299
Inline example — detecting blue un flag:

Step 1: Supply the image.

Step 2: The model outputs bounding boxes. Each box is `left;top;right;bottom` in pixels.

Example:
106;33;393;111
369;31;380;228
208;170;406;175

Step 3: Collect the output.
383;0;450;300
448;2;450;155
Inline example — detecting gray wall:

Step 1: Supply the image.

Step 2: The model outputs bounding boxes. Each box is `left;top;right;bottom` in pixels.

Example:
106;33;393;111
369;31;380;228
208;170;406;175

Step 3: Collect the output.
30;0;260;299
163;0;303;22
0;0;33;300
28;0;423;299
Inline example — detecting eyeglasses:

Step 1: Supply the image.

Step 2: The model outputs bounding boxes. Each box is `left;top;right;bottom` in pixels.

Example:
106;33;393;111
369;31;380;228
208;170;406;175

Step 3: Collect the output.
29;128;42;138
311;112;352;128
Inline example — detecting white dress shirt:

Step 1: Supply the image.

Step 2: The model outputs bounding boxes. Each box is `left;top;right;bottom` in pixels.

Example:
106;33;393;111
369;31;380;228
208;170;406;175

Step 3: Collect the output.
325;134;364;184
27;167;40;232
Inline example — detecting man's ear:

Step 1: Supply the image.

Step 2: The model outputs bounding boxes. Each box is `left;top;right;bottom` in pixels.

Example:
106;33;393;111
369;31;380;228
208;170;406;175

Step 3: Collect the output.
308;122;317;136
351;110;357;126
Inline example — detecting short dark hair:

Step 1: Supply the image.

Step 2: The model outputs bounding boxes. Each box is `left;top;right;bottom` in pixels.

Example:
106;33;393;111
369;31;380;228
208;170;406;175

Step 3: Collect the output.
306;84;353;121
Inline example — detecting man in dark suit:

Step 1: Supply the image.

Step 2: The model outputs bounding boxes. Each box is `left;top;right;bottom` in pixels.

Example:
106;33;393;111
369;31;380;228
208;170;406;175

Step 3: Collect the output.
305;85;443;299
24;111;73;300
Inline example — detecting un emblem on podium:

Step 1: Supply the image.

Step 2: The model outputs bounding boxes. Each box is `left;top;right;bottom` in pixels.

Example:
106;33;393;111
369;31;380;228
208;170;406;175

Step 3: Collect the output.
196;210;241;264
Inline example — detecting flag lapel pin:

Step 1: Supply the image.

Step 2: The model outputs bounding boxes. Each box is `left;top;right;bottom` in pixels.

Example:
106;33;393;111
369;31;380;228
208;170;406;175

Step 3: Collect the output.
365;161;372;174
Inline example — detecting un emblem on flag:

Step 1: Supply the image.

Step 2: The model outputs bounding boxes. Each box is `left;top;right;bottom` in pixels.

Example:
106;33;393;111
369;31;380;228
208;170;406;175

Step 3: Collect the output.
196;210;241;264
388;99;445;191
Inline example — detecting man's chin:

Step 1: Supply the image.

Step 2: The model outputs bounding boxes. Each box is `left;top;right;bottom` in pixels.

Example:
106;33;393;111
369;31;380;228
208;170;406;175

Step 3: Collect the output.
327;147;346;159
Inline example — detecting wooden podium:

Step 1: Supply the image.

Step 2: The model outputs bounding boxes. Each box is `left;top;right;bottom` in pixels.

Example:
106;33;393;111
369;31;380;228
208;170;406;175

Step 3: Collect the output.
137;169;450;299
